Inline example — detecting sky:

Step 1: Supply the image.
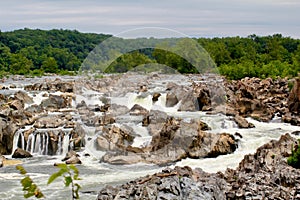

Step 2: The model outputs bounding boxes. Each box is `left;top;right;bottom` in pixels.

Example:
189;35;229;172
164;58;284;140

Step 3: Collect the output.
0;0;300;38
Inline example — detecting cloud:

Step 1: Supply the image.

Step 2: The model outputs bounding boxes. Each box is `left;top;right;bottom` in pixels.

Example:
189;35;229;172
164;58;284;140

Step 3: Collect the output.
0;0;299;38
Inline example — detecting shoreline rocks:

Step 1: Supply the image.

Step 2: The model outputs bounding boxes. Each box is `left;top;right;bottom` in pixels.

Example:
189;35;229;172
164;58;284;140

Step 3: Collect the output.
97;133;300;200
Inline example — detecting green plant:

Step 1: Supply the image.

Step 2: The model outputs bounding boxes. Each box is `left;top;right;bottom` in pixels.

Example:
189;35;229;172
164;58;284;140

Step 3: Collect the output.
16;165;44;199
16;164;82;199
48;163;82;199
287;141;300;168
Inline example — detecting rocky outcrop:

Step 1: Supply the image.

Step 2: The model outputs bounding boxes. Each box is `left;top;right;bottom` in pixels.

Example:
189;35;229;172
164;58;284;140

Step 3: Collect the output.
12;148;32;158
98;133;300;200
223;133;299;199
96;125;135;151
233;115;255;128
225;77;289;122
129;104;148;116
98;166;227;200
101;117;237;165
41;94;71;111
24;79;74;93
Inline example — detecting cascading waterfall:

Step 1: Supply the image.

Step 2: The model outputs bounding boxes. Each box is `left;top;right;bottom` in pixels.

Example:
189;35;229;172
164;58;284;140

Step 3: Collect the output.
13;129;73;156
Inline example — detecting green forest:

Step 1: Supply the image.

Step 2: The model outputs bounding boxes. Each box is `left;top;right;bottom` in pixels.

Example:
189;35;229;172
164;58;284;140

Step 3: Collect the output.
1;28;300;79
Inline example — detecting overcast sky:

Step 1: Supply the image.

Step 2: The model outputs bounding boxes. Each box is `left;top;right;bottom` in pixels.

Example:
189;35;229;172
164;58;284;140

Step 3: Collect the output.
1;0;300;38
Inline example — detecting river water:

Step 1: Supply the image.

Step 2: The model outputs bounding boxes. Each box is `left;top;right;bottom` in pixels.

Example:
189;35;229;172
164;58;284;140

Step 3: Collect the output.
0;74;299;199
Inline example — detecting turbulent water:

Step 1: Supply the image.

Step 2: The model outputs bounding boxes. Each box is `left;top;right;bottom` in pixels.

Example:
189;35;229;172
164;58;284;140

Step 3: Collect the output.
0;75;299;200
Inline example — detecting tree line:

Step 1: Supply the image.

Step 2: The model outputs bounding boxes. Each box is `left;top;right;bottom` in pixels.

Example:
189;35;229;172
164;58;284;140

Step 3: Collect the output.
0;28;300;79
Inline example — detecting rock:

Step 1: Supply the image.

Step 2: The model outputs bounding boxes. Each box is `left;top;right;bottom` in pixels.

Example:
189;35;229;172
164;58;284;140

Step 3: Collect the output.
12;148;32;158
166;92;179;107
41;94;69;110
34;115;64;128
0;156;22;166
234;115;255;128
0;118;18;155
152;93;161;102
0;155;4;167
178;90;198;111
14;91;34;104
288;78;300;113
62;151;78;161
97;166;227;200
102;118;237;165
8;99;23;111
109;104;130;116
98;133;300;200
96;125;135;151
65;155;82;165
129;104;148;116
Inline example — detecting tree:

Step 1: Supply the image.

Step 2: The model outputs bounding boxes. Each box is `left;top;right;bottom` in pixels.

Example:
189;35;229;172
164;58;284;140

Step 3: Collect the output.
41;57;58;73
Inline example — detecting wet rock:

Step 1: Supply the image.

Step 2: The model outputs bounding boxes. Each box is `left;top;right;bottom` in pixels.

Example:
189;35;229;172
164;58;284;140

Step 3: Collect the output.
102;118;236;165
129;104;148;116
12;148;32;158
41;94;69;110
0;155;4;167
178;90;198;111
24;80;74;93
62;151;78;161
9;99;23;111
288;78;300;113
234;115;255;128
109;104;130;116
0;118;18;155
65;155;82;165
96;125;135;151
166;92;179;107
152;93;161;102
97;166;227;200
25;104;43;114
34;115;64;128
14;91;34;104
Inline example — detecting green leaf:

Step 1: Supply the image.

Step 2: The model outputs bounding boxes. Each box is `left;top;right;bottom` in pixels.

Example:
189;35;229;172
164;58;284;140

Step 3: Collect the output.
64;176;72;187
16;165;27;175
21;177;33;189
48;167;68;185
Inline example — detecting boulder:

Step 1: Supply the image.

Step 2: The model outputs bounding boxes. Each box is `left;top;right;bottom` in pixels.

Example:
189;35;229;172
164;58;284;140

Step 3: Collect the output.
41;94;69;110
12;148;32;158
14;91;34;104
288;78;300;113
129;104;148;116
96;125;135;151
165;92;179;107
65;155;82;165
178;90;198;111
9;99;24;111
233;115;255;128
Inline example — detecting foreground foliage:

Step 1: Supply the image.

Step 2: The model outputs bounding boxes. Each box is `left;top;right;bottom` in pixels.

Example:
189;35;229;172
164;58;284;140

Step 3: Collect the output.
16;164;81;199
287;140;300;168
16;165;44;198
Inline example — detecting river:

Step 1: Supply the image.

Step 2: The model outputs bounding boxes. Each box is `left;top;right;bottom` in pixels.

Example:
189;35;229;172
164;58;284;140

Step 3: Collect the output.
0;74;299;199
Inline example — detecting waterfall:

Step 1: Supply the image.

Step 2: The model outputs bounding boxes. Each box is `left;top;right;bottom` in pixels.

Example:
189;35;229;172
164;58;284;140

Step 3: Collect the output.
13;128;73;156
